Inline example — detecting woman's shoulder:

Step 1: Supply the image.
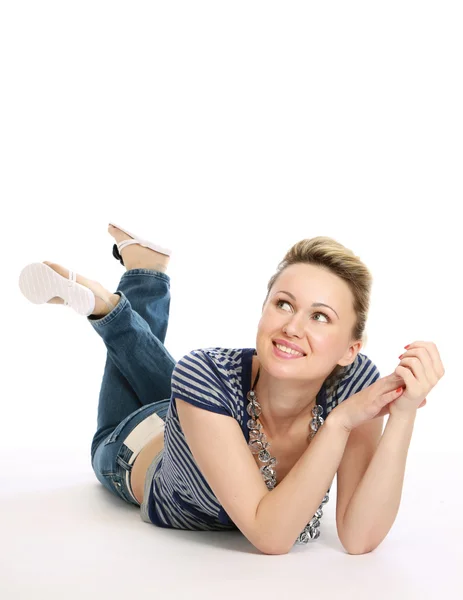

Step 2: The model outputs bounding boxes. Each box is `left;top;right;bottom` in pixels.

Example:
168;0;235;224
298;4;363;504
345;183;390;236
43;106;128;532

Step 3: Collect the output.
170;346;254;418
340;351;380;385
178;346;254;372
325;351;381;414
172;346;254;391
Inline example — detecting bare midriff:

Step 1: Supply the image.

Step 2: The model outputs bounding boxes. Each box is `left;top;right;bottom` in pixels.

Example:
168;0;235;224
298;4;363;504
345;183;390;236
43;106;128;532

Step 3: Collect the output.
130;430;165;505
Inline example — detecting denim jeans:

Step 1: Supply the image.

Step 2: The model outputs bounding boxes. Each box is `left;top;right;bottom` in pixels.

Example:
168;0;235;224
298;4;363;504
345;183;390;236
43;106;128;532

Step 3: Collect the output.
89;269;176;507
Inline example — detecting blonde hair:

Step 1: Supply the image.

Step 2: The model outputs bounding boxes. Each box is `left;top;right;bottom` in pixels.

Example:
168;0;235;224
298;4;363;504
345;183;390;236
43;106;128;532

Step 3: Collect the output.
264;236;373;380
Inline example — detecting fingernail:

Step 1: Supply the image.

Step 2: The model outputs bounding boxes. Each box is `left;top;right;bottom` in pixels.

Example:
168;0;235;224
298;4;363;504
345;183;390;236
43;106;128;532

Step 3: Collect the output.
396;387;403;393
398;354;404;360
404;344;410;349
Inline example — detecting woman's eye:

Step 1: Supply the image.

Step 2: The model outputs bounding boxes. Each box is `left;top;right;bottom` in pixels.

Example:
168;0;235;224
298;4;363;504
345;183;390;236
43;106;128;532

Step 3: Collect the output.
276;300;292;311
313;312;330;323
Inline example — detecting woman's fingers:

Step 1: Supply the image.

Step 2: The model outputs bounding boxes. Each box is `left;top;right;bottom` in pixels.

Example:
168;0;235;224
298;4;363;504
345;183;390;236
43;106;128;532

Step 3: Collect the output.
398;347;434;387
394;341;445;411
404;341;445;379
378;372;405;394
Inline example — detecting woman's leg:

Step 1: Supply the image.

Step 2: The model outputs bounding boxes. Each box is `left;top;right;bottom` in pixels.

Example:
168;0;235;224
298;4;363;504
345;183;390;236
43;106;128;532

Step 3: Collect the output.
88;227;177;506
89;268;178;506
89;269;176;461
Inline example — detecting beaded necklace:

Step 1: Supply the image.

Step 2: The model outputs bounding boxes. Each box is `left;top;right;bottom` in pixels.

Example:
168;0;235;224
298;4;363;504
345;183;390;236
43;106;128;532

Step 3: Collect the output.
246;365;330;544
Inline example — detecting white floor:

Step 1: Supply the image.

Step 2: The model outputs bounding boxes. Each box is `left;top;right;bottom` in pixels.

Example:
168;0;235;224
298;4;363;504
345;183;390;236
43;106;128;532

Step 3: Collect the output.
2;446;462;600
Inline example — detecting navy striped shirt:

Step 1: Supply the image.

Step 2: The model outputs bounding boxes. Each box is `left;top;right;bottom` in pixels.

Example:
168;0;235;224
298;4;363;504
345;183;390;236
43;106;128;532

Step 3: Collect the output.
144;346;380;530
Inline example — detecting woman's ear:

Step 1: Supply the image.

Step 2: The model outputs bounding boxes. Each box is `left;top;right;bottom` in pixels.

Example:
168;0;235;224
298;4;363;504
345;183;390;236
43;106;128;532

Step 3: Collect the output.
338;340;363;367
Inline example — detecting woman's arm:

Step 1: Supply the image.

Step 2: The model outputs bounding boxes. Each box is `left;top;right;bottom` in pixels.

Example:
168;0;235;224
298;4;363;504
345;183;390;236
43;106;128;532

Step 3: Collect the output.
336;341;444;553
338;411;416;554
255;413;351;554
257;342;442;555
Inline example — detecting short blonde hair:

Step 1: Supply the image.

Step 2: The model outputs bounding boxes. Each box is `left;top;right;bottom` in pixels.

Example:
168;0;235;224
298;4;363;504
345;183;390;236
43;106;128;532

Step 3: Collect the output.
264;236;373;379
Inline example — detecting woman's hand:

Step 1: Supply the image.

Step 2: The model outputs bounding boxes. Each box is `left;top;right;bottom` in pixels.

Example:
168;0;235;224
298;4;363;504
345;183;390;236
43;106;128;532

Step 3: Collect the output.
388;341;445;419
329;340;445;431
329;372;407;432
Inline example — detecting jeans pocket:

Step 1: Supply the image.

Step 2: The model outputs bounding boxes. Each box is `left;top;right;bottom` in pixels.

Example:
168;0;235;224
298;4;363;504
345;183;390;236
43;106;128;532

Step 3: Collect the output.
101;471;134;504
103;405;148;446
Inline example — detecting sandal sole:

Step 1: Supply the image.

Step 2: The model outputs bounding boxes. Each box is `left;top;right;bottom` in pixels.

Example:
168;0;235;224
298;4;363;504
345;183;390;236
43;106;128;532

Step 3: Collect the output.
19;263;96;316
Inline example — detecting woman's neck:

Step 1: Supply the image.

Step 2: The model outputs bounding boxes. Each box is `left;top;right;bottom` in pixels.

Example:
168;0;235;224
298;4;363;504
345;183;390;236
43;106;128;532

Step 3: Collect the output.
251;357;322;439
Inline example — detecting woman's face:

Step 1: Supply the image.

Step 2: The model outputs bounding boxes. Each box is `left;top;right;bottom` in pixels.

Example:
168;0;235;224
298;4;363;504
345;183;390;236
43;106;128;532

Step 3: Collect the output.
256;263;360;382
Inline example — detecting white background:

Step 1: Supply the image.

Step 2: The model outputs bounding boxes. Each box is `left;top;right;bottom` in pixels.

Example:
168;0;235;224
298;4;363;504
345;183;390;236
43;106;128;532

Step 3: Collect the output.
1;2;462;598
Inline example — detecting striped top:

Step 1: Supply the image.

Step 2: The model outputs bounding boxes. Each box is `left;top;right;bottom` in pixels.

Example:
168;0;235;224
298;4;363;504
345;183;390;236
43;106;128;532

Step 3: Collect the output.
143;347;380;531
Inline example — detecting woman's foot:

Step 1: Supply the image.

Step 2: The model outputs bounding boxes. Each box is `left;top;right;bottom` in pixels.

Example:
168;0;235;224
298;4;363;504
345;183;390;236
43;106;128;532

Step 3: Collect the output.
108;224;170;273
42;262;120;318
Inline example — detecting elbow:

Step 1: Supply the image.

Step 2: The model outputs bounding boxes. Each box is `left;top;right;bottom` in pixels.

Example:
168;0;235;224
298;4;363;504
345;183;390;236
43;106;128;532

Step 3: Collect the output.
256;537;291;555
339;527;378;555
343;539;378;555
345;545;375;555
253;528;291;555
260;545;291;555
340;534;375;555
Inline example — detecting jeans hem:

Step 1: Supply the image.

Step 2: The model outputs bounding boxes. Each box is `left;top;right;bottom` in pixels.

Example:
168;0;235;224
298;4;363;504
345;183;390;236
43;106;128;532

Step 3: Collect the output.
120;269;170;283
87;292;129;327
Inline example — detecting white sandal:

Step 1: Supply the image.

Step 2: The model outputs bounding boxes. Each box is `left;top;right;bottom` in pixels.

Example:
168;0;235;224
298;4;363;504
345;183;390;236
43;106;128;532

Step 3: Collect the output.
109;222;172;267
19;262;96;317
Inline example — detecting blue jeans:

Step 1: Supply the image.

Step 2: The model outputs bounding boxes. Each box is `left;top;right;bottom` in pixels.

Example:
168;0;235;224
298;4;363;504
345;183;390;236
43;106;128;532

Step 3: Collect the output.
89;268;176;507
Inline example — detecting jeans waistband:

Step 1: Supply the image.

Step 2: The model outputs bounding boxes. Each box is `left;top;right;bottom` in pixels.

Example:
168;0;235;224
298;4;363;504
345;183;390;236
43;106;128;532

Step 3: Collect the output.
117;412;165;505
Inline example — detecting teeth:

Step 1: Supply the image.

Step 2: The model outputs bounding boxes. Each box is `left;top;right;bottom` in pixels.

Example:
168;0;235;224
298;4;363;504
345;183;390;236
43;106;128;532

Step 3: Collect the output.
275;343;304;356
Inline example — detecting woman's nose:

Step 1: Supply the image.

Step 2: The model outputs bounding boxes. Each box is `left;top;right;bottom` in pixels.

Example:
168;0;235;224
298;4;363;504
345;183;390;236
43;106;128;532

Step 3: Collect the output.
283;315;306;337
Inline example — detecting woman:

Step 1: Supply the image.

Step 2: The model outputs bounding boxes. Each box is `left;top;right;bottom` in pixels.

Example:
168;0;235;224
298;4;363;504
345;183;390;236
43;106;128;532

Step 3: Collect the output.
19;224;444;555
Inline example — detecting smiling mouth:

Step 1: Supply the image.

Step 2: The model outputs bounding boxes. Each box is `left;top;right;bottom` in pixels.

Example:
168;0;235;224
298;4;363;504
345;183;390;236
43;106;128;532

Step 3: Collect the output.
272;341;306;357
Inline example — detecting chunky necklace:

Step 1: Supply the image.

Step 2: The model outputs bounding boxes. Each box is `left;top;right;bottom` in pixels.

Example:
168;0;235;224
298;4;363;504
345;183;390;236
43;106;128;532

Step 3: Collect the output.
246;366;330;545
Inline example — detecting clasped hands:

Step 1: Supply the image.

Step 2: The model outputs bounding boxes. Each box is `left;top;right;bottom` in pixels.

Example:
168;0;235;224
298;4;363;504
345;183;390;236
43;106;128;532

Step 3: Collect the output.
332;341;445;432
